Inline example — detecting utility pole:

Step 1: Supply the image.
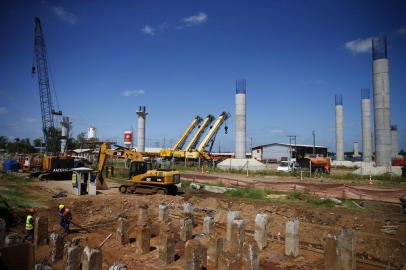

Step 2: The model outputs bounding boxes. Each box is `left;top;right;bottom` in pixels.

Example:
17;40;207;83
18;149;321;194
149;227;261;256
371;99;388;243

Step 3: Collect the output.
312;130;316;156
287;135;296;161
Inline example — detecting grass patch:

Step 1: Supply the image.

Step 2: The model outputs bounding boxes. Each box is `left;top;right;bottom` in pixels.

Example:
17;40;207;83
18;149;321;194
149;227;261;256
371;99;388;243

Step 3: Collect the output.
0;186;43;208
226;188;267;200
224;187;364;209
181;180;191;188
2;173;35;184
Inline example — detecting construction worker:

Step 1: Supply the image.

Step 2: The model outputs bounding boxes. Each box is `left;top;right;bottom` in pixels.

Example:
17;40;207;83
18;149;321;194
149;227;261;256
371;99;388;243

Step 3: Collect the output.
58;204;72;234
24;208;35;241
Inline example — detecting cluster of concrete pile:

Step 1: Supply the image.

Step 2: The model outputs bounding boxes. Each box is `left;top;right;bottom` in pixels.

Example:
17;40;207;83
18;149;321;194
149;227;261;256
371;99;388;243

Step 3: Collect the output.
0;202;358;269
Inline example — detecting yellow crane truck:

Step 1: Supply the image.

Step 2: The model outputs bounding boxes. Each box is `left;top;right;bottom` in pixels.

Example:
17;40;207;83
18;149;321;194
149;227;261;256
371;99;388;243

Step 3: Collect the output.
96;143;180;195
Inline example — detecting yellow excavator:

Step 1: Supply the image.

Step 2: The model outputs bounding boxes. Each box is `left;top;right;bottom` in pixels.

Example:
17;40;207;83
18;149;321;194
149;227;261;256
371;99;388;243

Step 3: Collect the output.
96;143;180;195
173;114;215;158
160;116;202;158
185;111;230;160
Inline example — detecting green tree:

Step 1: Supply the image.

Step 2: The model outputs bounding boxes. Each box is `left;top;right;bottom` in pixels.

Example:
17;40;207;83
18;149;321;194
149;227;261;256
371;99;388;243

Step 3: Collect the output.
0;136;8;149
33;138;42;147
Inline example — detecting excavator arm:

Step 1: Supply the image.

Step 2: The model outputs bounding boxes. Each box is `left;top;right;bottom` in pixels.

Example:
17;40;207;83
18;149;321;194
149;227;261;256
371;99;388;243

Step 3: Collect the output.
96;143;144;190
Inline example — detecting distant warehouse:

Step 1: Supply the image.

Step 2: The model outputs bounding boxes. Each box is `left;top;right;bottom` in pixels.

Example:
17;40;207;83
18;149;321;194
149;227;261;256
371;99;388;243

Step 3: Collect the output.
252;143;328;162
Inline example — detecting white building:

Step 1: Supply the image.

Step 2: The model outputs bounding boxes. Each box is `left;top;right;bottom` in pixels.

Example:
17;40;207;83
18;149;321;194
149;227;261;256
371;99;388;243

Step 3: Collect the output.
252;143;328;162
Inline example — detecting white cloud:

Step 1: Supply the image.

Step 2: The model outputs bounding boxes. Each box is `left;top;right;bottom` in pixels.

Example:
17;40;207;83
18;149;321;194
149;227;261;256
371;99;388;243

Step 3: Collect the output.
122;89;145;97
51;6;77;24
344;37;374;54
397;26;406;35
183;12;208;26
0;107;8;115
141;25;155;36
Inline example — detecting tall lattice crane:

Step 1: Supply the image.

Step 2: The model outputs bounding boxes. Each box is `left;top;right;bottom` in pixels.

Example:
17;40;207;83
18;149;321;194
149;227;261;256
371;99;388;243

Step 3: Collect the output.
32;17;62;153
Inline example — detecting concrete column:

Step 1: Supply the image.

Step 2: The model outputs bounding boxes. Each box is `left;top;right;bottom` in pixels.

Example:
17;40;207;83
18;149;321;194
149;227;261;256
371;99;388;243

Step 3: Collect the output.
361;89;372;163
254;213;269;250
337;229;356;270
235;79;246;159
229;219;245;255
335;95;344;161
158;222;176;266
136;106;147;153
67;244;81;270
391;125;399;158
183;202;195;225
116;217;129;244
372;37;392;167
185;239;206;270
323;234;340;270
34;216;48;246
49;233;64;263
226;211;240;242
136;223;151;255
353;142;360;157
203;215;214;235
82;247;102;270
60;116;69;154
180;217;193;241
137;202;149;225
285;220;299;257
207;237;224;269
242;239;260;270
159;203;169;223
0;218;5;246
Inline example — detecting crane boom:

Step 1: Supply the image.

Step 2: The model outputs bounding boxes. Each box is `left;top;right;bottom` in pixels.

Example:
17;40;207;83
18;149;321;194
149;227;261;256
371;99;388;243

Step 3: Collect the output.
33;17;61;153
196;112;229;153
172;116;202;151
185;112;229;160
184;114;214;151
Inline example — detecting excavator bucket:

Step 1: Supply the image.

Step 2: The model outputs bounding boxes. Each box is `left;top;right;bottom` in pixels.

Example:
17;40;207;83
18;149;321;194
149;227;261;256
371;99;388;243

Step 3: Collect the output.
96;175;109;190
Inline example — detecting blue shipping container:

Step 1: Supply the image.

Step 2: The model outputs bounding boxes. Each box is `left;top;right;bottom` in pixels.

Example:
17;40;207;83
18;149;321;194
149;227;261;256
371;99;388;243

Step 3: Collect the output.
2;160;20;173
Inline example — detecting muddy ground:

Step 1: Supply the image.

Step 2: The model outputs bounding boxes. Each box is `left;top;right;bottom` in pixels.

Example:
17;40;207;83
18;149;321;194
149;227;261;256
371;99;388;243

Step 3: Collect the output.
1;174;406;269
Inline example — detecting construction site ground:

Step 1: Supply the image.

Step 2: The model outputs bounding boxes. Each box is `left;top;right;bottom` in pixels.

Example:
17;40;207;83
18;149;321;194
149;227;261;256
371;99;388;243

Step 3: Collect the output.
1;172;406;269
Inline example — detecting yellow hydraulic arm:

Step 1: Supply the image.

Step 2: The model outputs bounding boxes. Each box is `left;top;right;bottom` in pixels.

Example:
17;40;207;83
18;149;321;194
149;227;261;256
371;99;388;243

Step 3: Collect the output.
96;143;143;190
172;116;202;150
186;112;230;159
160;116;202;158
184;115;214;151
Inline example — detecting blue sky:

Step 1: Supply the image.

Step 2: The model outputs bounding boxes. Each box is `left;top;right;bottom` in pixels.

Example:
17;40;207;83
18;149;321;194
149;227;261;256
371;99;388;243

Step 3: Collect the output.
0;0;405;152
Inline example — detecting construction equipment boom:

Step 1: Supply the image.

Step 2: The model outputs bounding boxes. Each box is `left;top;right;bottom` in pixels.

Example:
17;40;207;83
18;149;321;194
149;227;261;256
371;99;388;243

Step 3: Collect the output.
160;116;202;158
32;17;62;154
173;114;215;158
186;112;230;159
96;143;180;194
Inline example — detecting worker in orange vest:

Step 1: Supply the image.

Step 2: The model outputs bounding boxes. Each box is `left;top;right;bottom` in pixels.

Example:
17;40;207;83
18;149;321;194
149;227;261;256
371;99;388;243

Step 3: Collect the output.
58;204;72;234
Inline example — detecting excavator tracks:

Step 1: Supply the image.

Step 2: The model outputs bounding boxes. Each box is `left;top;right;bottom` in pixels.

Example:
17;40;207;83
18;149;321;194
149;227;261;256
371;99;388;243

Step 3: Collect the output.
118;184;178;196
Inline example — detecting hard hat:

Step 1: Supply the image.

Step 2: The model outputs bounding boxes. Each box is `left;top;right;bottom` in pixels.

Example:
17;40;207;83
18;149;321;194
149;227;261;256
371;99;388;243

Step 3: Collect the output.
27;208;35;214
58;204;65;211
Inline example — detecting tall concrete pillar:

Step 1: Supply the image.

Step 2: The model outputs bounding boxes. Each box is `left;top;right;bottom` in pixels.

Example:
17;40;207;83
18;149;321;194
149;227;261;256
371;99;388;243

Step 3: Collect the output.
60;116;69;154
391;125;398;159
353;142;359;157
235;79;246;159
335;95;344;161
372;37;392;167
361;89;372;163
136;106;147;152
